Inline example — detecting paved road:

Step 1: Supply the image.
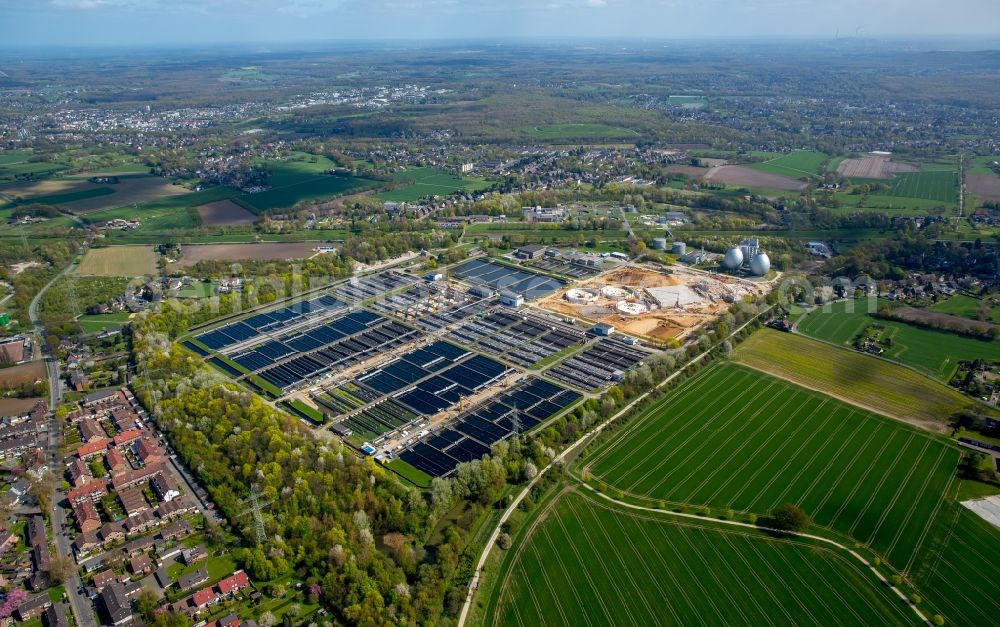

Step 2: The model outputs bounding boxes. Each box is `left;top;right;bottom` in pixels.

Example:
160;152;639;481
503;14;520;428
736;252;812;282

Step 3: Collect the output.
28;257;98;627
456;307;773;627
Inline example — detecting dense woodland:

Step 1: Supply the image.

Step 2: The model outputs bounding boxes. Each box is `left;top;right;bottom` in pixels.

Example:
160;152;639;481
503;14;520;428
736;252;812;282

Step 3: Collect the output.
825;227;998;279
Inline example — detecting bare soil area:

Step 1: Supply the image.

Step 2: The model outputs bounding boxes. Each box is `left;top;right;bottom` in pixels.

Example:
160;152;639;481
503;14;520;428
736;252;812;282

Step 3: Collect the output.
0;361;45;388
967;173;1000;202
3;173;190;213
704;165;808;191
0;397;43;415
836;155;918;179
196;200;258;226
664;165;710;178
176;242;322;268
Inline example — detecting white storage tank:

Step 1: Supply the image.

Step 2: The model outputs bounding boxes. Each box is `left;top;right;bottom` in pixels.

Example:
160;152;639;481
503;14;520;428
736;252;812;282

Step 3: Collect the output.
750;253;771;276
671;242;687;255
724;247;744;269
652;237;668;251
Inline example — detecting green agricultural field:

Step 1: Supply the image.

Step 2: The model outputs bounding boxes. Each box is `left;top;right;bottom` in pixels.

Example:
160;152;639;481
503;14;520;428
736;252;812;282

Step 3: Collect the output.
466;223;627;244
76;246;158;276
520;123;640;141
89;186;241;236
229;152;380;211
830;192;951;215
24;187;116;206
967;155;1000;175
174;280;219;299
913;503;1000;626
666;95;708;108
746;150;828;180
584;363;959;568
734;329;978;427
797;299;999;380
886;169;958;204
928;294;1000;325
77;312;131;333
482;489;917;627
0;150;69;181
244;174;376;211
376;167;491;203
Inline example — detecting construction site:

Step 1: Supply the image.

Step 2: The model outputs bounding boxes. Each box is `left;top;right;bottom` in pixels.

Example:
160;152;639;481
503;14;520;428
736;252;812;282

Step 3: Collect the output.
537;264;767;343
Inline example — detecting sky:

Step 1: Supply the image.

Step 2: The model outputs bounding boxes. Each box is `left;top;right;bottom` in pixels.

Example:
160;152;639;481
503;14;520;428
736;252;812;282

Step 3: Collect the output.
1;0;999;47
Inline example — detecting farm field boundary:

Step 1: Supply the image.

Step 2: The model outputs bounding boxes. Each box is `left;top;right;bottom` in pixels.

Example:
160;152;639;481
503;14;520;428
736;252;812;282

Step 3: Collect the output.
733;329;975;429
75;245;158;277
582;361;960;569
481;488;923;627
796;299;998;381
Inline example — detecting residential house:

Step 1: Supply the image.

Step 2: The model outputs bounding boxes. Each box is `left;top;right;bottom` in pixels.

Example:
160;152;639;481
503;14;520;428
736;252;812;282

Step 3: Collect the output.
78;418;106;443
121;535;155;558
81;389;124;408
133;438;164;465
154;566;172;590
0;434;39;461
100;584;133;626
69;371;90;393
216;571;250;598
177;567;209;592
159;519;191;542
191;587;217;612
31;543;51;578
27;516;46;547
91;569;116;591
207;613;241;627
71;532;100;557
99;522;125;546
128;554;151;576
66;458;91;487
111;461;165;491
43;603;69;627
181;545;207;565
16;594;52;621
105;448;127;475
76;438;111;460
117;485;149;518
112;428;142;448
151;473;180;502
109;408;140;432
73;500;101;534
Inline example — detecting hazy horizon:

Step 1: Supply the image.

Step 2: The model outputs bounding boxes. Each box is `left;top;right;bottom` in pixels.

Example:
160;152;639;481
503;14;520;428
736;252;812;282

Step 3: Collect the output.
2;0;999;48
